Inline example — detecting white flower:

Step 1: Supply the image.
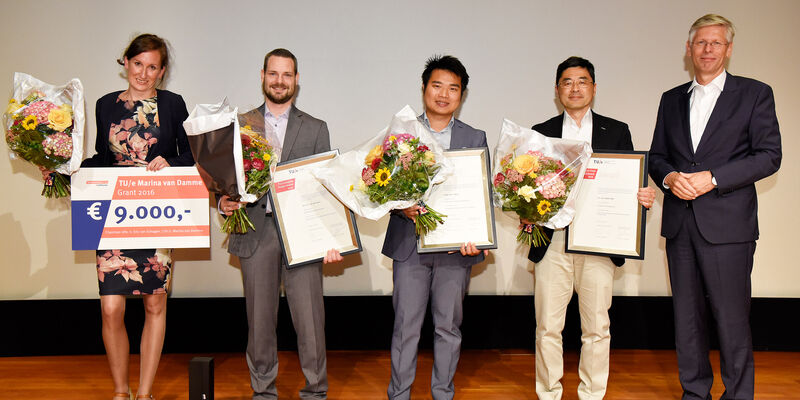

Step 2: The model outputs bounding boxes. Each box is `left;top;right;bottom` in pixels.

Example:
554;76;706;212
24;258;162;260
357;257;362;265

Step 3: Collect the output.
397;142;412;154
516;185;536;202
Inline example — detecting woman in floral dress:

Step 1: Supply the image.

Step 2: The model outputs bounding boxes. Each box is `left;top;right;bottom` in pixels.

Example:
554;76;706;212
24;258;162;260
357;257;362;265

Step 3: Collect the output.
81;34;193;400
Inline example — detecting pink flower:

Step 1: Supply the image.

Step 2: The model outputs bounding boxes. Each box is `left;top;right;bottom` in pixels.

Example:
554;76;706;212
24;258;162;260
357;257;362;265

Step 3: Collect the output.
493;173;505;186
506;169;524;183
252;158;265;171
535;172;567;199
399;152;413;170
22;100;57;124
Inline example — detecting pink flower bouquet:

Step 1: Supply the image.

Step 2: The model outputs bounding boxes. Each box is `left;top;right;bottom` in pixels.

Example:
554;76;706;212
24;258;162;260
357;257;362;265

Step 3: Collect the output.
4;73;85;198
492;119;592;245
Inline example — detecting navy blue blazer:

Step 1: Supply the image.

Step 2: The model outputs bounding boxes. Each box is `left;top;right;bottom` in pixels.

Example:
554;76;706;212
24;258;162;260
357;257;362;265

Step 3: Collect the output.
526;111;633;266
381;118;488;265
648;73;781;243
82;89;194;168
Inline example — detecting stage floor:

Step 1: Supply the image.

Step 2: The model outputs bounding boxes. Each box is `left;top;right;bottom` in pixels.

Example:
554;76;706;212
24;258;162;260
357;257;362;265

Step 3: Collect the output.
2;350;798;399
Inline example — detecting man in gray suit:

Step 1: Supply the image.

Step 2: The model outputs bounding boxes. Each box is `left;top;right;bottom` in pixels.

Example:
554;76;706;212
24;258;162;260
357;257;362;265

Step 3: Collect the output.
220;48;342;400
384;55;488;400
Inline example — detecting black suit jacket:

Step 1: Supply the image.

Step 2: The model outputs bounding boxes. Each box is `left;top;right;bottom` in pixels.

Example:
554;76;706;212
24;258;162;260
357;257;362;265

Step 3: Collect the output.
648;73;781;243
526;111;633;266
381;118;488;265
82;89;194;168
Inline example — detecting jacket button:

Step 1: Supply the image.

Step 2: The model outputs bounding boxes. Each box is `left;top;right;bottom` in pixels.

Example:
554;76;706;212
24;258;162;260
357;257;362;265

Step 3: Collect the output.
261;204;266;209
690;162;697;166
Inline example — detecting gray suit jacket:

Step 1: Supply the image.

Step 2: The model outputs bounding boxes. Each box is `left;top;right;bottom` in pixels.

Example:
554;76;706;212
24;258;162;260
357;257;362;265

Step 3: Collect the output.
381;118;488;265
227;104;331;258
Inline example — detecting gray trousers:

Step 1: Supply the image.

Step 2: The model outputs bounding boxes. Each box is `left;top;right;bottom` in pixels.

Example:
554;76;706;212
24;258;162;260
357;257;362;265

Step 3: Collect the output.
240;216;327;399
387;251;472;400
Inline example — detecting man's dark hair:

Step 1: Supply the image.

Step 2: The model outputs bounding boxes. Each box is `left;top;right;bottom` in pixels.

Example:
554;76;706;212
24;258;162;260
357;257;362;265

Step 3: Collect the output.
263;48;298;74
422;55;469;92
556;56;595;84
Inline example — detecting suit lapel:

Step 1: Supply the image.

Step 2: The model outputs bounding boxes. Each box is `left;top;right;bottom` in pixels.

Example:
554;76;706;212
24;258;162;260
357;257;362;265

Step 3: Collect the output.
590;111;613;149
450;120;464;149
282;105;302;160
695;73;738;158
679;88;693;155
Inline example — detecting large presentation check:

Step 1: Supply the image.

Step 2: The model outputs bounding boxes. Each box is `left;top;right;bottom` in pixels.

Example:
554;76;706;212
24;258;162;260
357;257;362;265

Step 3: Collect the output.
71;167;210;250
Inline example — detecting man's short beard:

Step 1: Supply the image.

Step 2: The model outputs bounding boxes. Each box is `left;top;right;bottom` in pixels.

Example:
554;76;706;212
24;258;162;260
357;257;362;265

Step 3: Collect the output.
263;85;294;104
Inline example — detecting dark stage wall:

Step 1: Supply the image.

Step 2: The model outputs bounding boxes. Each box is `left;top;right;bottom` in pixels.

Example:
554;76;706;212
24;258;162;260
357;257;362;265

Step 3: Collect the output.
1;296;798;357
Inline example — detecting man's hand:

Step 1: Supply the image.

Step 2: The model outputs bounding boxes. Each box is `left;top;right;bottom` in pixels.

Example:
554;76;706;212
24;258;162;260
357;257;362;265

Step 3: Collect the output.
637;186;656;209
682;171;715;197
664;171;697;200
219;195;244;217
146;156;170;171
448;241;488;257
401;204;422;223
323;248;343;264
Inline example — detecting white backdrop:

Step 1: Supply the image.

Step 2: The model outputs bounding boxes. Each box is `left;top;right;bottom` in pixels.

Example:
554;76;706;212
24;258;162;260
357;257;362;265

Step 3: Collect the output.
1;0;797;299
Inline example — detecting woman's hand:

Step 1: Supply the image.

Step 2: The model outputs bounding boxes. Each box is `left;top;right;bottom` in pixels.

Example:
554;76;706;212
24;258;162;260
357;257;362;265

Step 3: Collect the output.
146;156;170;171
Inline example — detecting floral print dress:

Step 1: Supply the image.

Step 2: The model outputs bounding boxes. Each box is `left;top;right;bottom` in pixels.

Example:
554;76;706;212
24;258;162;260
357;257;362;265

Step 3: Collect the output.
96;95;172;295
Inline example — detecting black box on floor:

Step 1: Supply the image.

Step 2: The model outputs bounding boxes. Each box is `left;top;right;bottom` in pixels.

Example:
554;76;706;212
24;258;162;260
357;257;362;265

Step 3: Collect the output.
189;356;214;400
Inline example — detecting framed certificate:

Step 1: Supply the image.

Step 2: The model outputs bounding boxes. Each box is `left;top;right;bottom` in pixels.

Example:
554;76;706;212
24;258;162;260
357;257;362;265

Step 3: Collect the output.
269;150;362;268
565;150;648;259
417;147;497;253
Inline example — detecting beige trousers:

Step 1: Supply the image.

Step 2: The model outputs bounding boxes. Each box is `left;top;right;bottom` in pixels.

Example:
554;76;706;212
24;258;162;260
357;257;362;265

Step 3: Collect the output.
534;230;616;400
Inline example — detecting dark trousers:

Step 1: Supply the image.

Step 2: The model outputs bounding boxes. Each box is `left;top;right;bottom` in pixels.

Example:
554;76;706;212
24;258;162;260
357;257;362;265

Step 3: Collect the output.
666;211;755;400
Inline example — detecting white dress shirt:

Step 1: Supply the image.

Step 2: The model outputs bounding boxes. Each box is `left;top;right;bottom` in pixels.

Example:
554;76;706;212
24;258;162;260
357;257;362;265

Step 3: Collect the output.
562;109;593;147
688;71;726;152
263;107;290;213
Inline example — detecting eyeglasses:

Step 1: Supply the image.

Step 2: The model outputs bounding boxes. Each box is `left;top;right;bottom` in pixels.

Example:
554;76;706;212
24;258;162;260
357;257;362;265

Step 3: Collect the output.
558;78;593;89
692;40;729;49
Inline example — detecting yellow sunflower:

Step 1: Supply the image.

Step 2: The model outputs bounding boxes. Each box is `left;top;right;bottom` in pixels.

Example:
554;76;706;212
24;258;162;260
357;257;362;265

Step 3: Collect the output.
21;115;37;130
537;200;551;215
375;168;392;186
262;153;271;162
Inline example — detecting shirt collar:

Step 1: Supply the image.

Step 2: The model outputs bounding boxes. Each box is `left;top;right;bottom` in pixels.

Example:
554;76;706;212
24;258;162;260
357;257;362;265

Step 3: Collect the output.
689;70;727;93
420;112;455;133
264;106;290;120
563;109;593;128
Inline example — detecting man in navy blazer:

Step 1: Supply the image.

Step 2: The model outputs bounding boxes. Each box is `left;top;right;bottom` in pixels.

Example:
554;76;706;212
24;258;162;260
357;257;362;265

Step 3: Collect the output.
648;15;781;400
384;55;488;400
528;57;654;400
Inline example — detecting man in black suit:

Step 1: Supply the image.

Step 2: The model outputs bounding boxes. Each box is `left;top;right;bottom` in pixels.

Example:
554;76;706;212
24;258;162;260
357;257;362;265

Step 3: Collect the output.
384;55;488;400
527;56;655;400
648;15;781;399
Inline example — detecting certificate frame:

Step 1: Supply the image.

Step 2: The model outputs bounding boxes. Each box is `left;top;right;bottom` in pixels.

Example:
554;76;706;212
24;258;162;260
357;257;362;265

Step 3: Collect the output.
269;150;362;268
564;150;648;259
417;147;498;253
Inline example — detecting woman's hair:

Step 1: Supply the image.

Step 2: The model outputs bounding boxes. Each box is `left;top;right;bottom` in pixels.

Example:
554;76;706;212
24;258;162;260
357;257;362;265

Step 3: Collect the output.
116;33;172;83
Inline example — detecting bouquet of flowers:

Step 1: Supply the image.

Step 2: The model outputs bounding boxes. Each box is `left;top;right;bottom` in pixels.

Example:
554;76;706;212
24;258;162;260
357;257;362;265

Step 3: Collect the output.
493;118;592;246
4;72;85;198
183;98;279;233
313;105;453;235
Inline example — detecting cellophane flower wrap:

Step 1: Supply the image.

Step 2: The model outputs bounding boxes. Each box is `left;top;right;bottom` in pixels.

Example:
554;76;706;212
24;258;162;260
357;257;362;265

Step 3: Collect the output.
312;105;454;235
4;72;85;198
183;98;279;233
492;118;592;246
